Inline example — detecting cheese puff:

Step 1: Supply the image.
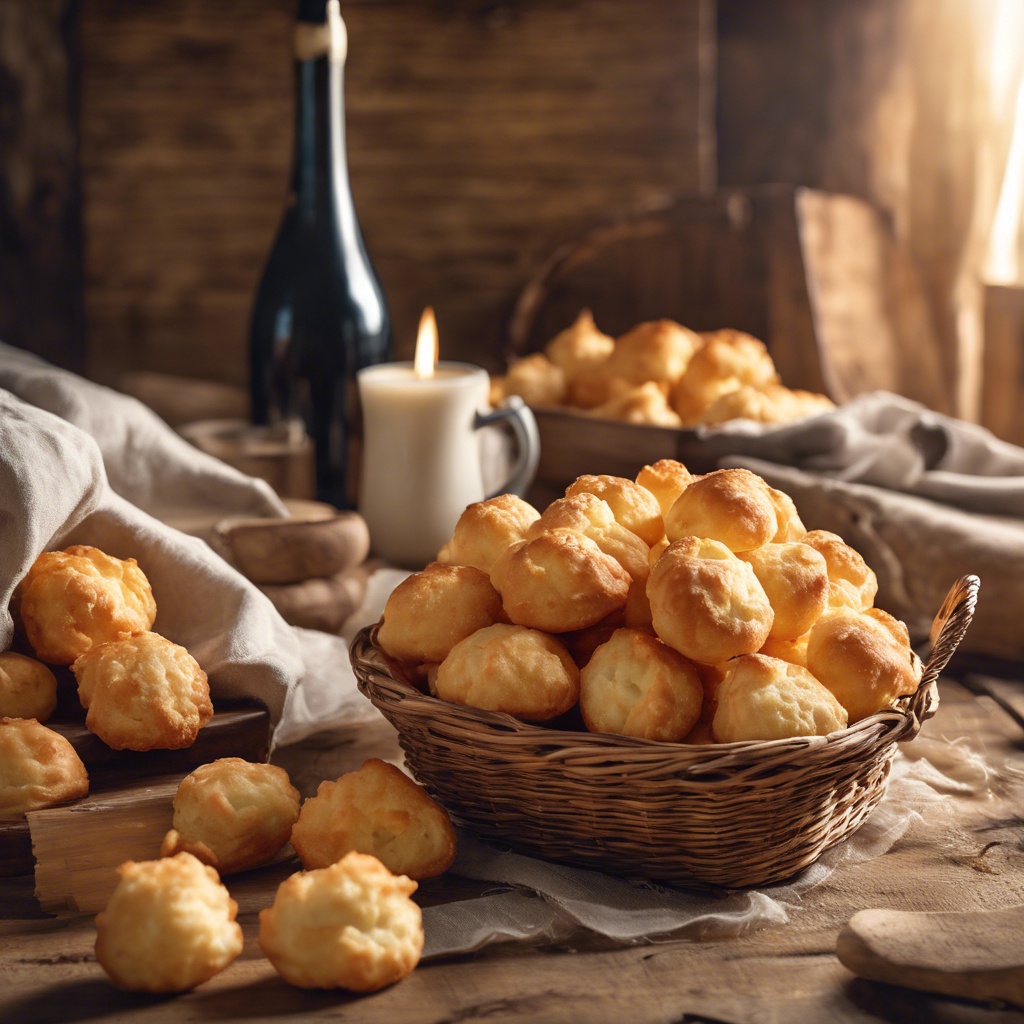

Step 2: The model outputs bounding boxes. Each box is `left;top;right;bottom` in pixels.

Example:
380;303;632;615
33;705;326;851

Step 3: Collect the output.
544;309;615;381
437;493;540;574
0;717;89;817
498;353;566;407
636;459;693;518
589;381;684;427
0;651;57;722
738;543;829;640
801;531;878;610
602;320;701;385
565;474;663;547
712;654;848;742
21;545;157;665
664;468;778;553
290;758;456;880
647;537;774;664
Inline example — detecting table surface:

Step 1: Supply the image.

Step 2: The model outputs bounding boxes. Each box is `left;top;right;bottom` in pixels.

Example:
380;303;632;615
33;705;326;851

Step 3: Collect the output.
3;678;1024;1024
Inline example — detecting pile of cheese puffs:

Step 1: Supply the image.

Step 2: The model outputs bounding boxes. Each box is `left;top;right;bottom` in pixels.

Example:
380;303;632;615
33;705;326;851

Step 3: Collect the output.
489;312;835;427
2;545;459;995
378;462;923;745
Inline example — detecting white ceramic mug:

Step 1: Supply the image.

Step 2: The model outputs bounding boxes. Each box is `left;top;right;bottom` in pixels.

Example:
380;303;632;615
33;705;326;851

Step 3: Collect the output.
357;362;539;568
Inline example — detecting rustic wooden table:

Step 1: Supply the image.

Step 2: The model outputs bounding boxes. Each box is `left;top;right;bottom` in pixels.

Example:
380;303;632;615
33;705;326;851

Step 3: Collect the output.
2;677;1023;1024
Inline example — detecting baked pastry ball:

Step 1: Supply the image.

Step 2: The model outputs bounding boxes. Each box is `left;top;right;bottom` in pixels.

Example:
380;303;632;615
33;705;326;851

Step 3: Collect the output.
800;531;878;610
0;717;89;817
161;759;301;875
566;371;632;410
71;631;213;751
259;852;423;991
527;493;650;584
544;308;615;380
559;613;628;669
670;330;779;423
496;353;566;407
806;608;919;722
769;487;807;542
20;545;157;665
664;468;778;552
636;459;693;518
377;562;505;664
437;493;540;574
580;628;702;742
589;381;684;428
94;852;242;992
649;536;670;568
565;474;663;547
435;623;579;721
647;537;773;664
0;651;57;722
290;758;456;880
758;633;810;668
490;529;630;632
697;384;785;426
712;655;848;742
602;319;700;385
737;543;829;640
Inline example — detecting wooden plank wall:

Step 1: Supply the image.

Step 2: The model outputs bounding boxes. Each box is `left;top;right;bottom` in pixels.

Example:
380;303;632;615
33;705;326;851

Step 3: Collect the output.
80;0;715;388
0;0;84;372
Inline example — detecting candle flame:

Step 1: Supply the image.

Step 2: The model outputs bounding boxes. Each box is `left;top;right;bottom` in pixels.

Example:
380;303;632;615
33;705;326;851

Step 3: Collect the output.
414;307;439;379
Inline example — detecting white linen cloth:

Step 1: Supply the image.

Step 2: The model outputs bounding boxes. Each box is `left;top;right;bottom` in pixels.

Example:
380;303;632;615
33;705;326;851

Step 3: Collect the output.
0;342;383;746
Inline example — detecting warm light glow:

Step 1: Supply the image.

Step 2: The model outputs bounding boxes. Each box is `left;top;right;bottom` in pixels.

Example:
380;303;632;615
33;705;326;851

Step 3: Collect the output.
413;307;439;379
326;0;348;64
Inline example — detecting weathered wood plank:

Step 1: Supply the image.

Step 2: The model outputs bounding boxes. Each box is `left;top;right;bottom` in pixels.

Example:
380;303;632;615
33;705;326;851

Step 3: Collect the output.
80;0;714;387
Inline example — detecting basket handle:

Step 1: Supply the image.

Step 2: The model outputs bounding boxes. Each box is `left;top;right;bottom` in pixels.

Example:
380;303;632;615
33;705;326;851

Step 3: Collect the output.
907;574;980;724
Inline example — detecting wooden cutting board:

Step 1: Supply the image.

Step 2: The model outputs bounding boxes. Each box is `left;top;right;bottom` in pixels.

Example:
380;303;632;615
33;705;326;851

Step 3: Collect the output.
0;699;271;877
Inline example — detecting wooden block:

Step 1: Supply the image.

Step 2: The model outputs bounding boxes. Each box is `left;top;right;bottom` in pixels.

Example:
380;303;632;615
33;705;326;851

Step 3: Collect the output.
837;905;1024;1007
0;700;270;877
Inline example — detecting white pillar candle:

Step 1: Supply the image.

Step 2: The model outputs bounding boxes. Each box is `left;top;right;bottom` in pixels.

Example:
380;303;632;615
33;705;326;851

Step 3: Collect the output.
357;362;491;568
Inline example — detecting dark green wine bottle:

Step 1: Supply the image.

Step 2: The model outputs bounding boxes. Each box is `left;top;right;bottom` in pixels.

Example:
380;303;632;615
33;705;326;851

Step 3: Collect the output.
249;0;391;507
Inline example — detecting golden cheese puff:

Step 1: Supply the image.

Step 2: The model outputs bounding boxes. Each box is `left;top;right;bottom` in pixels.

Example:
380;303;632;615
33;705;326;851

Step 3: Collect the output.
647;537;774;664
161;759;301;875
580;628;702;742
669;330;779;423
259;853;423;992
801;531;878;610
771;386;836;421
768;487;807;542
589;381;684;428
664;468;778;553
566;371;633;410
697;384;786;426
0;717;89;817
623;576;653;627
826;581;861;610
497;353;567;407
21;545;157;665
543;309;615;381
437;493;540;574
0;651;57;722
649;536;670;568
712;654;848;742
71;632;213;751
758;633;810;668
95;852;243;992
435;623;579;721
377;563;506;665
488;376;507;407
565;474;663;547
290;759;456;881
737;543;829;640
602;320;701;386
490;530;630;632
636;459;693;518
528;493;650;584
806;608;919;723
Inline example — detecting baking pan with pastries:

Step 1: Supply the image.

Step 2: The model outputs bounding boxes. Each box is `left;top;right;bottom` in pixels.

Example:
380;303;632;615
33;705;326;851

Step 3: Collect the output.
490;312;838;486
351;465;979;889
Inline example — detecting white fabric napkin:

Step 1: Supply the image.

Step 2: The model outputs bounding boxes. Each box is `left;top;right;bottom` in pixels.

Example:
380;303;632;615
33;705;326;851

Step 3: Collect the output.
0;343;390;747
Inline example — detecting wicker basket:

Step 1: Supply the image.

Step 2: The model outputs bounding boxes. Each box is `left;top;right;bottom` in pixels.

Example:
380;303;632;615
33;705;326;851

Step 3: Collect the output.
351;575;979;888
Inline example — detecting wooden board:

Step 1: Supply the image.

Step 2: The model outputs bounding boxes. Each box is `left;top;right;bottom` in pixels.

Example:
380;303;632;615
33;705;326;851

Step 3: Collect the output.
0;701;271;877
2;678;1024;1023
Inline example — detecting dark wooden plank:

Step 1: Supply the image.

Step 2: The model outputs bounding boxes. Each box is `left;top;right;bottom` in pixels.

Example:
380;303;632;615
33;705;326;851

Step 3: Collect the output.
79;0;714;386
0;0;85;371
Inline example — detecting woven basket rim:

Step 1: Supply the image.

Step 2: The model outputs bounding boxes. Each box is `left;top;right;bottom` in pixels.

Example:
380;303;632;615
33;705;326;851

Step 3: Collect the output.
352;574;978;764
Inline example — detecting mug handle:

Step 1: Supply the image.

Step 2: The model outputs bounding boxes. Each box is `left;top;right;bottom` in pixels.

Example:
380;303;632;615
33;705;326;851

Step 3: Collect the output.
474;397;540;499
